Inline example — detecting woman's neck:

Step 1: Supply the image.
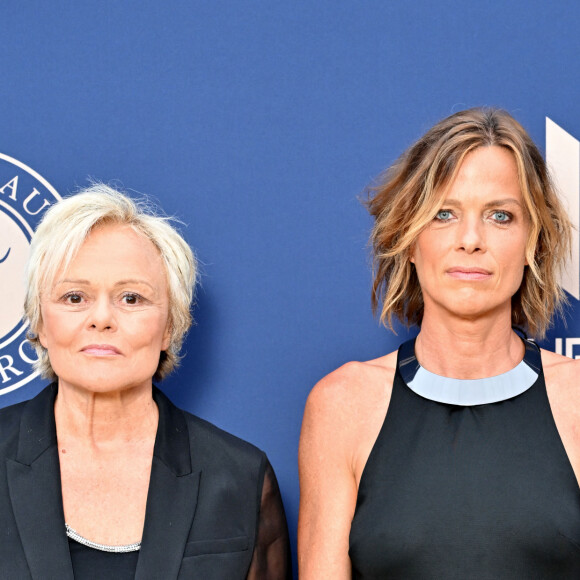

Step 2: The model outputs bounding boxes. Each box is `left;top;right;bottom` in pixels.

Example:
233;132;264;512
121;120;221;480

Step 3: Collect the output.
415;313;525;380
54;381;159;447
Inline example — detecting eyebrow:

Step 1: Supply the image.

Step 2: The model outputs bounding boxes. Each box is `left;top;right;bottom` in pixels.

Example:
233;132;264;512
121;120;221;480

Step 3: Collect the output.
54;278;156;290
443;198;523;208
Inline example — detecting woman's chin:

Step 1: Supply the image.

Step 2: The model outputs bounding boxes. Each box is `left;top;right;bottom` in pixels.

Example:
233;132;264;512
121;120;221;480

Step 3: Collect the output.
57;374;153;395
425;297;510;324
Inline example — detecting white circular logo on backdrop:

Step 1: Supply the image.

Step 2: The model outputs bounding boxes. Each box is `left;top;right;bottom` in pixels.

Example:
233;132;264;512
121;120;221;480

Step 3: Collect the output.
0;154;60;395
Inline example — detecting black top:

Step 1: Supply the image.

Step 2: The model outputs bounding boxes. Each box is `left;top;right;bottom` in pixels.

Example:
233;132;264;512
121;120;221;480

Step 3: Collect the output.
68;539;139;580
349;339;580;579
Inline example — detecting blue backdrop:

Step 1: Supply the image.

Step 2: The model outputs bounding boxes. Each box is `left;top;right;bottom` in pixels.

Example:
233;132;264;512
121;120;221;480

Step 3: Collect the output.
1;2;579;574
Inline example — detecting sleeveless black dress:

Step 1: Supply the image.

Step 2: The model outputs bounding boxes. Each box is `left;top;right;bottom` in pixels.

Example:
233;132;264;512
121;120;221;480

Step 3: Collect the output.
349;339;580;579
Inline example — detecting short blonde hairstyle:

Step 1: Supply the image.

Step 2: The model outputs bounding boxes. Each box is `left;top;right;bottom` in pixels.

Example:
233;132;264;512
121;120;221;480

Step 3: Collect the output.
25;183;197;381
367;107;571;338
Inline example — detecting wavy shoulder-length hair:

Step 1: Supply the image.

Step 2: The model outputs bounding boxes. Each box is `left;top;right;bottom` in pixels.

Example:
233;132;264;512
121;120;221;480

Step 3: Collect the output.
366;107;571;338
25;183;197;381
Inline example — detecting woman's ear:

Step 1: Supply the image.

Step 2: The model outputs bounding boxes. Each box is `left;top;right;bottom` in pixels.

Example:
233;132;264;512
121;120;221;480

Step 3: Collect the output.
162;323;172;352
37;319;47;348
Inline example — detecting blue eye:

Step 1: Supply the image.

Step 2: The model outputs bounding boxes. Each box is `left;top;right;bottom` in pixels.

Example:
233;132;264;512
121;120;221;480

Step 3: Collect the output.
493;211;511;222
436;210;453;221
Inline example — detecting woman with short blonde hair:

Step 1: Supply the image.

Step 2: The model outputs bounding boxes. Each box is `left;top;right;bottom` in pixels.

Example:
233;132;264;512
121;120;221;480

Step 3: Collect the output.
25;183;196;381
0;183;291;579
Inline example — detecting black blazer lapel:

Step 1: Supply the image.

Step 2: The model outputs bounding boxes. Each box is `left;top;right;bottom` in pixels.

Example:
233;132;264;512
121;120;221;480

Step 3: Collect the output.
135;389;200;580
7;384;74;580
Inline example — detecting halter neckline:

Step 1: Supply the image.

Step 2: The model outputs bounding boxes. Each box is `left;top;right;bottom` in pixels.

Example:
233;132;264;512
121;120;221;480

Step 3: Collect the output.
397;338;542;406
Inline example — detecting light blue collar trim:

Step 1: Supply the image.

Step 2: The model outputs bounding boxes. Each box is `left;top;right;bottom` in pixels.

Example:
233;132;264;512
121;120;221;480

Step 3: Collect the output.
407;361;538;406
398;338;541;406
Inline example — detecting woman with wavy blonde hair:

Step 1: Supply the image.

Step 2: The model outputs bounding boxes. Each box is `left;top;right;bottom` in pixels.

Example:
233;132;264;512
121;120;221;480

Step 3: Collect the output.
299;108;580;579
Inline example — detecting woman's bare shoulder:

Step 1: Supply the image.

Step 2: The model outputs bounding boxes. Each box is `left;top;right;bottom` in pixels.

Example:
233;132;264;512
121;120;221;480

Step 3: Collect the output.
305;351;398;417
541;348;580;416
301;350;398;475
541;348;580;388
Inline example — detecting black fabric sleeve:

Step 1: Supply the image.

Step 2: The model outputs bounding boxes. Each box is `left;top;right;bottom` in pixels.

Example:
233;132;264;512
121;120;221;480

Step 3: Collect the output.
247;460;292;579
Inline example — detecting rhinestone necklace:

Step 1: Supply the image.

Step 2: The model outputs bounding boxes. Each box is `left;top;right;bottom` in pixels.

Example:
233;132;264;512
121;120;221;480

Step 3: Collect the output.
65;523;141;553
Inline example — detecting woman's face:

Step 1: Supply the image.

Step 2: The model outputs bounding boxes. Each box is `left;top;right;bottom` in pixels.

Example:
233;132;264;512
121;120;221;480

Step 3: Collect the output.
38;223;171;394
410;145;529;324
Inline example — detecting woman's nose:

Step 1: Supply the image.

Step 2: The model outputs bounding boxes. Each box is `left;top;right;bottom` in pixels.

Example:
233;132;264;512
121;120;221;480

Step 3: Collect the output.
456;216;486;254
88;297;117;331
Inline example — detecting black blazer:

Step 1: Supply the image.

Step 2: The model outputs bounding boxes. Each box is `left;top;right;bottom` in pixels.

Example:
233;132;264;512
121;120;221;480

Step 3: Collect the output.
0;384;291;579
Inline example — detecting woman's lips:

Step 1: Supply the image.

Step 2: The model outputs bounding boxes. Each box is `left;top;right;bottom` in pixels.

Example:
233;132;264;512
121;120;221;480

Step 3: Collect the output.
81;344;122;356
446;267;492;280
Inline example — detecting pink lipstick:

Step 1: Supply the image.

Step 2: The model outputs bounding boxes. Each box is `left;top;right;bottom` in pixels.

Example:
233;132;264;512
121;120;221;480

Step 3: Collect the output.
81;344;122;356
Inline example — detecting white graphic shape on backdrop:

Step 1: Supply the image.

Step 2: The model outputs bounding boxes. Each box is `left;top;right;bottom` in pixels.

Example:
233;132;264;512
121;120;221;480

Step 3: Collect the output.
0;153;60;395
0;209;31;340
546;117;580;300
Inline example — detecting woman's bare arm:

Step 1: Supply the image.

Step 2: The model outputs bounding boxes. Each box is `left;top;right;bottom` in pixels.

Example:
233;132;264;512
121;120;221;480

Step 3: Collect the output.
298;357;395;579
542;349;580;483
